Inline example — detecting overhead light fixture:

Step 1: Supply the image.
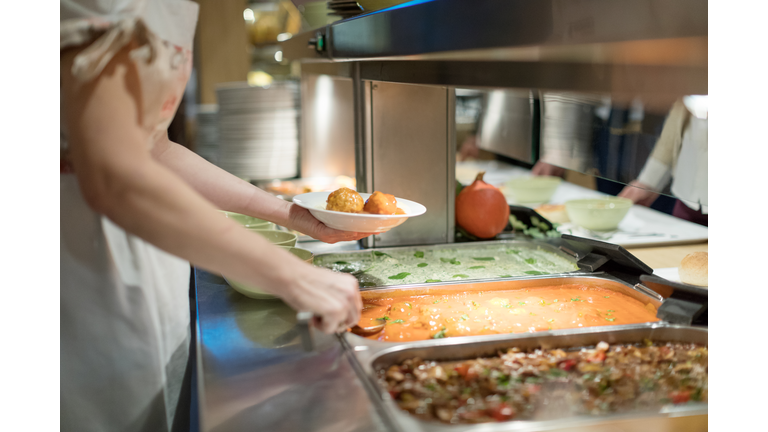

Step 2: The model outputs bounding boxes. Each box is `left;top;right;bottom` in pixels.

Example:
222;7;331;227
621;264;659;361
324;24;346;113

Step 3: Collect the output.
243;8;255;24
274;51;283;62
277;33;293;42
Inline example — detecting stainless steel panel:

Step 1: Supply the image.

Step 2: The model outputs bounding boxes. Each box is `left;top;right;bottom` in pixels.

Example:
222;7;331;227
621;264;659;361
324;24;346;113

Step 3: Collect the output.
325;0;706;60
477;90;535;163
194;269;390;432
369;81;453;247
300;73;356;178
349;324;707;432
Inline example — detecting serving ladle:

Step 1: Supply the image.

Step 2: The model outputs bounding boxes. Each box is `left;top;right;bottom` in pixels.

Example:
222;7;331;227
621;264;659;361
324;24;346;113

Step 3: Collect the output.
349;318;386;336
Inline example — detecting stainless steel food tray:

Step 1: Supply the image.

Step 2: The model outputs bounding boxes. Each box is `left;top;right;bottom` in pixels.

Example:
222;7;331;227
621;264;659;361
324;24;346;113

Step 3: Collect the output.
346;323;707;432
314;240;585;289
345;274;663;349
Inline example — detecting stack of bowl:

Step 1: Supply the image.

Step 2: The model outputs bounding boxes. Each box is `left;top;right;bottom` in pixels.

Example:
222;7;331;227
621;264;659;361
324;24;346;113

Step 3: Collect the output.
215;82;300;181
195;104;219;164
220;211;313;299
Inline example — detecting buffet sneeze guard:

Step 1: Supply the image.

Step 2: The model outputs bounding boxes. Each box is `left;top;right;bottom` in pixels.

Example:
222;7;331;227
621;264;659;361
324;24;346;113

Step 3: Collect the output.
284;0;707;249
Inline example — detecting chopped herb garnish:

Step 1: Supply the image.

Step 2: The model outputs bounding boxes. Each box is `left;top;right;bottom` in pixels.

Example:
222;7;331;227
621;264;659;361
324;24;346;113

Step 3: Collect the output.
519;301;526;305
433;327;447;339
426;279;441;283
607;309;615;312
473;257;496;261
339;267;355;273
506;249;521;255
334;261;349;265
549;368;567;377
460;314;469;321
525;376;543;384
524;270;548;275
453;274;470;278
548;319;555;323
388;272;411;280
497;374;511;386
439;257;461;265
469;266;485;270
498;274;513;278
381;316;390;320
604;296;611;298
373;251;392;258
525;258;537;265
605;318;616;322
391;319;404;324
360;282;377;287
413;251;424;258
433;300;440;304
554;299;559;303
425;383;436;391
417;262;428;268
503;304;512;308
405;302;412;309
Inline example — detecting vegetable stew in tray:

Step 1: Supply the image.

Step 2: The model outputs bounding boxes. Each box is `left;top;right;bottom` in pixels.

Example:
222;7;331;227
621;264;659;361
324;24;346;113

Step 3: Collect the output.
356;325;707;431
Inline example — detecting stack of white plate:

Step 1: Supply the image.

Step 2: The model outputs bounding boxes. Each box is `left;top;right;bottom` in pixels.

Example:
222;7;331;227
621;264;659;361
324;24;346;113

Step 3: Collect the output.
195;104;219;164
216;82;299;180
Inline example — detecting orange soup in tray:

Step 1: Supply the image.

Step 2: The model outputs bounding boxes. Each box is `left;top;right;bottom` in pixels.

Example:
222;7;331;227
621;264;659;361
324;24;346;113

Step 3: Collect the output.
358;284;659;342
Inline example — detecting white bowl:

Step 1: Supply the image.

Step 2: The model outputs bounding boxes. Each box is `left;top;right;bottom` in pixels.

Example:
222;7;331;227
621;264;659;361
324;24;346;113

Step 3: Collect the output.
292;191;426;233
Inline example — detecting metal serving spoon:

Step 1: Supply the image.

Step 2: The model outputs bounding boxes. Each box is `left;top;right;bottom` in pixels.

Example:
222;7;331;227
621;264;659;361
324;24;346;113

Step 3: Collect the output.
350;318;386;336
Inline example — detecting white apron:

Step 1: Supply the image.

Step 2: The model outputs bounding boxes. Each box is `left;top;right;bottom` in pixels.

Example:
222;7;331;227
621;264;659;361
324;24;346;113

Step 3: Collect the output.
60;1;199;431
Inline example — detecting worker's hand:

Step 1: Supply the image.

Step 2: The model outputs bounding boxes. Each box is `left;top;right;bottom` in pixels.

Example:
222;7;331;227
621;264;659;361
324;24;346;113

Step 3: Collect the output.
287;204;378;243
281;265;363;334
618;180;660;207
458;135;480;161
531;161;566;178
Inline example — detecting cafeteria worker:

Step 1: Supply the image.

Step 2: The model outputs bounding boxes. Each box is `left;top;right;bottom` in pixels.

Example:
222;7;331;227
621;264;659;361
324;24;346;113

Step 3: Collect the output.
61;1;369;431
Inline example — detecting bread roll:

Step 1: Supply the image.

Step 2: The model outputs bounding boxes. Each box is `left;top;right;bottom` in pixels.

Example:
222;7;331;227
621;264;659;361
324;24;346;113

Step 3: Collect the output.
678;252;708;287
535;204;570;224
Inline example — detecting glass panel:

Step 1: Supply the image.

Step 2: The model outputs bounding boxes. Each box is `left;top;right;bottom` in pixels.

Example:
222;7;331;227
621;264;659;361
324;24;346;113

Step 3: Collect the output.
455;89;708;214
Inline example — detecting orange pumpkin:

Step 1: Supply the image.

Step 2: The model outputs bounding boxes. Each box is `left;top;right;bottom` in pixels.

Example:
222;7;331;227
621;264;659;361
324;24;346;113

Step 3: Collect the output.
456;172;510;239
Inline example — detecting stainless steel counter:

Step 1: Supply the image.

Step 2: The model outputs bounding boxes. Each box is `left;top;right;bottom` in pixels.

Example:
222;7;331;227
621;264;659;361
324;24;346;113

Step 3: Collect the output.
194;242;393;432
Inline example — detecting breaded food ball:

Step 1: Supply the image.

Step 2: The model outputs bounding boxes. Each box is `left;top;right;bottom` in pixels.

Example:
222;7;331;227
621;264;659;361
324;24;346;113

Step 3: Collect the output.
364;191;398;215
326;187;364;213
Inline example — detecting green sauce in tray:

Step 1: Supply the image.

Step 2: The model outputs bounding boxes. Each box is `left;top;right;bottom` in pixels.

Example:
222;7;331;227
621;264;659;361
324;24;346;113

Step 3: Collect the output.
315;243;579;287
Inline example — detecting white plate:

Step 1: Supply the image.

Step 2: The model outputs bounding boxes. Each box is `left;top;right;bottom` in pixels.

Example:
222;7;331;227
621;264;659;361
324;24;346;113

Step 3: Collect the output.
292;192;426;233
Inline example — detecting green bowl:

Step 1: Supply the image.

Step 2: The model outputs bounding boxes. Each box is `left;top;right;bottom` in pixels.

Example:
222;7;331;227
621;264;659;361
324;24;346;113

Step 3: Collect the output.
221;211;274;229
225;246;314;299
565;197;633;231
247;229;297;247
504;176;562;203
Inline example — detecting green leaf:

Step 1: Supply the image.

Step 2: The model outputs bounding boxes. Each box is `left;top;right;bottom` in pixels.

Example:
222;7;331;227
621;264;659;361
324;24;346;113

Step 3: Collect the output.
440;257;461;265
360;282;377;287
391;319;404;324
473;257;496;261
417;263;428;268
469;265;485;270
524;270;548;275
453;274;470;278
334;261;349;265
498;274;513;278
460;314;469;321
525;258;537;265
373;251;392;258
506;249;521;255
433;327;447;339
426;279;441;283
605;317;616;322
381;316;390;320
548;368;568;377
388;272;411;280
413;251;424;258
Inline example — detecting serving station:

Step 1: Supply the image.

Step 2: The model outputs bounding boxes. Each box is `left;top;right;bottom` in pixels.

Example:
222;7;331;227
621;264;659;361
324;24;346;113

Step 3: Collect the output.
195;0;707;430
